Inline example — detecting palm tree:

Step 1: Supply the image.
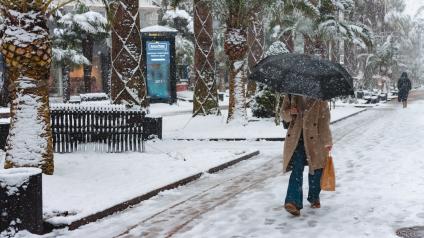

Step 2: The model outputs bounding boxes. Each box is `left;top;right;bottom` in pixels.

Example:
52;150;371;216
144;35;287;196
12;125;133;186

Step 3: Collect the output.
59;3;108;93
52;16;90;102
360;35;401;89
171;0;220;116
192;0;220;116
102;0;147;106
246;11;265;98
176;0;273;123
0;0;74;174
216;0;274;124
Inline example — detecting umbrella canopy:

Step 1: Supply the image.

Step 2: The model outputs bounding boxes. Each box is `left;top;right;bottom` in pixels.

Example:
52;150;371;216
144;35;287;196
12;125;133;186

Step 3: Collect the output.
248;53;354;100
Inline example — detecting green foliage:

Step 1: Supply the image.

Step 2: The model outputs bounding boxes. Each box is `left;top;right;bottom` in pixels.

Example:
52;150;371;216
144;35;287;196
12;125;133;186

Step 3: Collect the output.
251;85;277;118
51;3;108;67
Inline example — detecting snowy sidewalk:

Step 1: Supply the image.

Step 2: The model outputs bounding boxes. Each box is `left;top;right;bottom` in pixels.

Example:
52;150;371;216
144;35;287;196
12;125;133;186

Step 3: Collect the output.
135;90;424;238
161;106;366;140
40;90;424;238
0;96;378;237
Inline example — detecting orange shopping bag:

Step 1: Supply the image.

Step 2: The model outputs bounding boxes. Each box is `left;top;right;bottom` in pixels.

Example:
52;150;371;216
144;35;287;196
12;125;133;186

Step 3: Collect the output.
321;153;336;191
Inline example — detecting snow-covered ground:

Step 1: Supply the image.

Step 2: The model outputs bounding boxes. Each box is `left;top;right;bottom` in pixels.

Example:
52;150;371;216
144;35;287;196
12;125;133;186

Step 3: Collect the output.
24;90;423;238
0;92;400;238
163;93;424;238
1;147;257;226
162;106;364;139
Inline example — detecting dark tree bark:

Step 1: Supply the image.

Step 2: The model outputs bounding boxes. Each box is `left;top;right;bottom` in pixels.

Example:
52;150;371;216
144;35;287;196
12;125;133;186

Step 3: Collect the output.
192;0;219;116
62;65;71;102
82;36;93;93
246;11;265;98
101;51;111;96
110;0;147;106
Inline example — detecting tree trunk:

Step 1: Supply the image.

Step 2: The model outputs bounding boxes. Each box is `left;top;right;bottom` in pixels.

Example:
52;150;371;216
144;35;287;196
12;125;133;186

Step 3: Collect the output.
192;0;219;116
281;31;295;53
1;8;54;175
110;0;147;106
62;65;71;102
157;0;169;25
328;40;338;62
0;69;11;107
101;52;111;96
82;36;93;93
274;93;282;125
344;41;357;74
304;35;315;55
225;27;248;124
246;12;265;98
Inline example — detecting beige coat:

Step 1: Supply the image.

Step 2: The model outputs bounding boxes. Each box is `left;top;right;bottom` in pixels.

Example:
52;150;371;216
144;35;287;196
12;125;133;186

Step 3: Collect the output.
281;95;333;174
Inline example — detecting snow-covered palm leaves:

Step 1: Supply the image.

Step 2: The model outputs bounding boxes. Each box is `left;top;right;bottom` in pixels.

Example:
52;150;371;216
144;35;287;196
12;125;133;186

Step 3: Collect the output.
56;3;108;93
271;0;373;54
364;35;399;71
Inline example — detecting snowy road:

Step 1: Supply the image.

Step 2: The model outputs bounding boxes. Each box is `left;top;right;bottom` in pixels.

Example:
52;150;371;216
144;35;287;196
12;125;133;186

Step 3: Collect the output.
50;90;424;238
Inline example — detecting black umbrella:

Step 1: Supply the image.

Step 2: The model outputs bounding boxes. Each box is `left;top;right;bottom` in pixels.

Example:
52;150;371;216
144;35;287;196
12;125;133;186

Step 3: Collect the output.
248;53;354;100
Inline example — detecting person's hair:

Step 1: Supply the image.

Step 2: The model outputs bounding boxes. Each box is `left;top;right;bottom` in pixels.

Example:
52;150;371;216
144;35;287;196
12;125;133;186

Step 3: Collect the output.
401;72;408;78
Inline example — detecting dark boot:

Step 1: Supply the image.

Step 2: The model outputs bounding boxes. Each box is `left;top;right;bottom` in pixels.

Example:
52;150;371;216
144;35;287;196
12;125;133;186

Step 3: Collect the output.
284;203;300;216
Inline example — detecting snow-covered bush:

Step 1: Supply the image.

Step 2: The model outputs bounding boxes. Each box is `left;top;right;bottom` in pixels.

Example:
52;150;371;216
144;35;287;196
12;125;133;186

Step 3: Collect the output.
252;41;288;118
263;41;290;58
162;7;194;67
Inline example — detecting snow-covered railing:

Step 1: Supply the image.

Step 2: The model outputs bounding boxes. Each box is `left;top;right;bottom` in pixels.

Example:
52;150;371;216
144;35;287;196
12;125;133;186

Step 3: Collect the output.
50;103;141;112
50;105;161;153
80;93;109;102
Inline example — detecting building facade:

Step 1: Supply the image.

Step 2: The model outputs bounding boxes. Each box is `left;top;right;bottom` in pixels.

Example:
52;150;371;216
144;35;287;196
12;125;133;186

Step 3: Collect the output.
49;0;160;101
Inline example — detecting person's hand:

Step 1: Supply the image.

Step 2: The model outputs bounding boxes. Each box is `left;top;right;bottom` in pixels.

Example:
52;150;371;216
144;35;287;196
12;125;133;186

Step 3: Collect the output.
325;145;332;151
290;108;298;115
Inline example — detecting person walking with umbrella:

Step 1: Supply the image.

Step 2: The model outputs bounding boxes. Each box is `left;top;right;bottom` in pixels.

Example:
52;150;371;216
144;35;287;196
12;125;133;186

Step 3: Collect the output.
397;72;412;108
280;95;333;216
249;53;354;216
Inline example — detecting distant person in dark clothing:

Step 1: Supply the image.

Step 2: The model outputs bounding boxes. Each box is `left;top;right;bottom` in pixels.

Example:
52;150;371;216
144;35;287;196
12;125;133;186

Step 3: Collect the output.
397;72;412;108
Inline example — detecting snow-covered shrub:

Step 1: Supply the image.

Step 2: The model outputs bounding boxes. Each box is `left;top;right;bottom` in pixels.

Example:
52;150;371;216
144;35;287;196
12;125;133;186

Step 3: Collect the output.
252;41;288;118
263;41;290;58
251;84;277;118
162;7;194;67
175;34;194;66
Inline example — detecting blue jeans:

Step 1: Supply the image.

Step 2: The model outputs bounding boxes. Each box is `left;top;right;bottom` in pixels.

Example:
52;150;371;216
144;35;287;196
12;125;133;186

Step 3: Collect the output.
285;140;323;209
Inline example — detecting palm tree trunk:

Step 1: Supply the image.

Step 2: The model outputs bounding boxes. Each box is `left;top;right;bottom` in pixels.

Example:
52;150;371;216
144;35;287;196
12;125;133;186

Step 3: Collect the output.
225;27;248;124
344;41;356;74
281;32;294;53
192;0;219;116
1;7;54;174
246;12;265;98
304;35;315;55
62;65;71;102
110;0;147;106
82;36;93;93
101;51;111;95
0;70;11;107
